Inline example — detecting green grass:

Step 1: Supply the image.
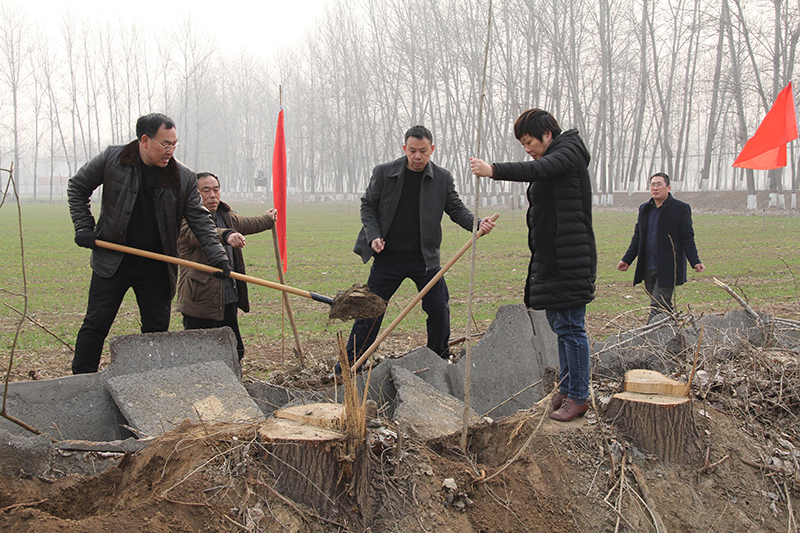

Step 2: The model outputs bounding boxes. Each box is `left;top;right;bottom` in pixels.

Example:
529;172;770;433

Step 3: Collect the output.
1;202;799;365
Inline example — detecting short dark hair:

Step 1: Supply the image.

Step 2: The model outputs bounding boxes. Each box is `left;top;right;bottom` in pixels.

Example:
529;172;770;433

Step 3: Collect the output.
650;172;670;186
513;109;562;142
136;113;176;142
196;172;219;185
404;125;433;145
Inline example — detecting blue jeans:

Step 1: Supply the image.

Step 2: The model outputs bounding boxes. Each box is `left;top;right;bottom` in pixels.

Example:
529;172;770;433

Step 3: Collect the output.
546;306;590;401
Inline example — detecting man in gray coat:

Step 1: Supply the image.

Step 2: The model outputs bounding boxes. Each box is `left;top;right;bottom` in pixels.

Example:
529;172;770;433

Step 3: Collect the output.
340;125;495;374
68;113;230;374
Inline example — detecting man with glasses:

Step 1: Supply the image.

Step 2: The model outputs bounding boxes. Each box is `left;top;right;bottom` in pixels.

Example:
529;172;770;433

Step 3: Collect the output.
617;172;705;322
68;113;231;374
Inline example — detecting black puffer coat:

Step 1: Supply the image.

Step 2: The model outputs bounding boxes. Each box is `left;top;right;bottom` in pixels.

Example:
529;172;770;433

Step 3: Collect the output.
491;129;596;310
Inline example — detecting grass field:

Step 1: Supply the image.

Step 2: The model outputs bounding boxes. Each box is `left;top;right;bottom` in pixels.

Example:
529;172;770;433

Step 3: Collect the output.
1;201;799;377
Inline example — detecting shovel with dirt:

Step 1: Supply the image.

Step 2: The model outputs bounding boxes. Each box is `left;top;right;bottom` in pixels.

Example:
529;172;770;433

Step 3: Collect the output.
93;240;386;321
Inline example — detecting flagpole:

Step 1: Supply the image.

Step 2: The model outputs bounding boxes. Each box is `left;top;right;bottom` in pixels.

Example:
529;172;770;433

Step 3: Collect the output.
272;86;305;365
272;225;304;364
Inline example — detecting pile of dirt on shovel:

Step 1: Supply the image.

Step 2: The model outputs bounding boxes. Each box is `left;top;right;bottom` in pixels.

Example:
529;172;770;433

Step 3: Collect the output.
328;283;386;321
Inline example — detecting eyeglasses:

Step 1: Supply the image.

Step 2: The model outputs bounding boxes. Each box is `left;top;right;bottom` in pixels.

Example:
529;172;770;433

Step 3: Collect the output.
650;182;667;188
149;136;180;152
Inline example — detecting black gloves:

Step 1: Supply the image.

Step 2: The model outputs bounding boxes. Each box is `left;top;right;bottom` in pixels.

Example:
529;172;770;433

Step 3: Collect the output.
74;229;96;249
213;260;232;279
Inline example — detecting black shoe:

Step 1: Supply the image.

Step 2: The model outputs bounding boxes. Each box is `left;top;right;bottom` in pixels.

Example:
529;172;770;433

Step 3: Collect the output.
333;359;361;376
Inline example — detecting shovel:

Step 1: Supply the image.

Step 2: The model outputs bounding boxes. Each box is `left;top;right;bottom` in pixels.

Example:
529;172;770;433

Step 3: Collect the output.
93;240;385;320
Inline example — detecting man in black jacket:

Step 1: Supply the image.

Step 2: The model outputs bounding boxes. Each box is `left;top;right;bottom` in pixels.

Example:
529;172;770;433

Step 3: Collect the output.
68;113;231;374
617;172;705;321
471;109;596;422
340;125;495;374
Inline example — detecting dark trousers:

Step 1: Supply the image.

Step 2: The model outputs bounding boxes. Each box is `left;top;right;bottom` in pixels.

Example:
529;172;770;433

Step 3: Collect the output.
346;256;450;363
643;269;675;322
182;302;244;360
72;256;170;374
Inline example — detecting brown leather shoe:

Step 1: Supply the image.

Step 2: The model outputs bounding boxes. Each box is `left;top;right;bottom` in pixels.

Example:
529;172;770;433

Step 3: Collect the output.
550;398;589;422
550;391;568;410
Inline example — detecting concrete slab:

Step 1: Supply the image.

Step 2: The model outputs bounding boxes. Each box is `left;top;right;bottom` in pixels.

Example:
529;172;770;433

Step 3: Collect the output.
452;304;559;418
109;328;241;379
107;360;263;436
246;381;294;416
0;429;52;478
324;347;451;417
700;309;770;347
0;371;131;442
391;366;481;441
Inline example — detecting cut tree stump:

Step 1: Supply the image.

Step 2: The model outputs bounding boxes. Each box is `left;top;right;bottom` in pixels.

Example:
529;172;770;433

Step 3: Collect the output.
605;370;702;464
274;403;344;431
257;404;373;526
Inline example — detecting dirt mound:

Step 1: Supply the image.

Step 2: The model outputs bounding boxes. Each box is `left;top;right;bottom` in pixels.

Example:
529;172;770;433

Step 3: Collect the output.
1;402;797;532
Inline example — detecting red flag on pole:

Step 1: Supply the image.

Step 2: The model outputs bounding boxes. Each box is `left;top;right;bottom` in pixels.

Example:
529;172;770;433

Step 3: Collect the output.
733;82;798;170
272;108;288;272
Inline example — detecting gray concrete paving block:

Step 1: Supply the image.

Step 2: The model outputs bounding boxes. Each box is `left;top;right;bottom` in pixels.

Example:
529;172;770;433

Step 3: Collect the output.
391;366;480;441
452;304;558;419
246;381;293;416
107;360;263;436
109;328;241;379
0;372;131;442
593;318;702;380
0;428;52;478
325;347;451;416
774;325;800;351
247;381;331;416
699;309;768;346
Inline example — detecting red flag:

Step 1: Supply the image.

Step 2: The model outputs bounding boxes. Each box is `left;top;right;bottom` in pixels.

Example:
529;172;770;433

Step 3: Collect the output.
733;82;798;170
272;108;288;272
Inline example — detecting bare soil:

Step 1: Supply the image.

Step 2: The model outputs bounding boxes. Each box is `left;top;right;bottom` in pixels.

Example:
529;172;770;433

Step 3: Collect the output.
1;194;799;531
3;302;800;531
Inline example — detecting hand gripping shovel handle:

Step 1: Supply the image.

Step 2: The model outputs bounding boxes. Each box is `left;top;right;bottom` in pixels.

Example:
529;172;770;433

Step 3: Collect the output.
351;212;499;373
94;240;334;305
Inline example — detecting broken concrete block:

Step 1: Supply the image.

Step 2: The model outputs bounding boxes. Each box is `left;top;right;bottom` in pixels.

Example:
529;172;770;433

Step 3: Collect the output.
699;309;771;347
0;429;52;478
325;346;451;417
452;304;558;418
0;372;130;442
109;328;241;379
246;381;294;416
107;360;263;436
391;366;480;441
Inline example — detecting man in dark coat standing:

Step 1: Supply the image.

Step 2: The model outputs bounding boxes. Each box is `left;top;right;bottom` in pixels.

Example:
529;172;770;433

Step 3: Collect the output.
340;125;495;374
617;172;705;321
471;108;597;422
68;113;231;374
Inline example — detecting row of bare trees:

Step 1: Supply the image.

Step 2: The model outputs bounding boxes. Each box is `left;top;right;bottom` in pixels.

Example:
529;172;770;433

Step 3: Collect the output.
0;0;797;205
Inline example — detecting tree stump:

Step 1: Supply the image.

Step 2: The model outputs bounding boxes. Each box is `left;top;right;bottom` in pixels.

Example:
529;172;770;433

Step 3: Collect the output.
605;370;702;464
257;403;373;526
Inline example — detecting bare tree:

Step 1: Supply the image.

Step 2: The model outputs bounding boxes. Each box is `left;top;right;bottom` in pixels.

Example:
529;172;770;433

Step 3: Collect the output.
0;2;32;192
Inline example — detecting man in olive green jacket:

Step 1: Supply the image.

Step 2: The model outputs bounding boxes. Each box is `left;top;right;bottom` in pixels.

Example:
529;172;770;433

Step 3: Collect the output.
176;172;276;360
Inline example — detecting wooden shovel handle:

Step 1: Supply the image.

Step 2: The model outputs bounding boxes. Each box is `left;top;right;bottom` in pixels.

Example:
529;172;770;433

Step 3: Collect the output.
94;240;333;305
351;212;500;373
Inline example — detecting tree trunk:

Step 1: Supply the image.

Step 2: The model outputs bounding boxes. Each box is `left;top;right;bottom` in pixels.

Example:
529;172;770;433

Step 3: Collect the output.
605;392;701;464
258;405;374;528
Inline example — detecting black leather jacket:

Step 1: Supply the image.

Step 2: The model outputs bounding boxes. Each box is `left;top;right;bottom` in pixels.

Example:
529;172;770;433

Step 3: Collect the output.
68;139;226;297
